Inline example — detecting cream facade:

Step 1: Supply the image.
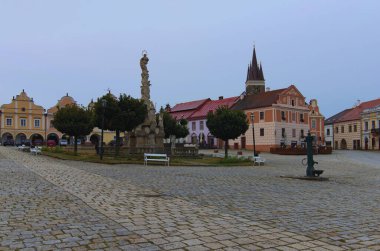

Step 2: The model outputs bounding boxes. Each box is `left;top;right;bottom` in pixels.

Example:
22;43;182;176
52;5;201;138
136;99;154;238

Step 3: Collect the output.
361;105;380;150
0;90;46;145
333;120;361;150
230;85;315;152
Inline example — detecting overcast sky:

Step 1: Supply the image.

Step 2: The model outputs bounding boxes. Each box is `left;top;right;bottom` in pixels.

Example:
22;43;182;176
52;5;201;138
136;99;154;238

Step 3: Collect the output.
1;0;379;118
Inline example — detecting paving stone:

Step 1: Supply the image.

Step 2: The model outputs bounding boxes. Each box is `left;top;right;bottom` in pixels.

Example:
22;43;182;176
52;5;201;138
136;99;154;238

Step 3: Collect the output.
1;148;379;250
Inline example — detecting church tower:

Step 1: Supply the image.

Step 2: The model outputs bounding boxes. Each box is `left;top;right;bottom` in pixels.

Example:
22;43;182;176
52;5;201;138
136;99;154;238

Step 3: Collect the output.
245;47;265;95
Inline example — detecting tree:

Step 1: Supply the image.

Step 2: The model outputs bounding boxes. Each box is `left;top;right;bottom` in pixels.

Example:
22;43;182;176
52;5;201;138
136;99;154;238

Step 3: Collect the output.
162;111;189;143
206;106;248;158
112;94;147;155
52;104;93;154
93;93;147;156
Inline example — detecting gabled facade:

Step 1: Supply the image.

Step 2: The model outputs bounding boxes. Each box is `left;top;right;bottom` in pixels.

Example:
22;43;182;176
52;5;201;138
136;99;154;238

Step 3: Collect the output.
231;85;312;152
308;99;325;145
45;93;77;144
0;90;46;145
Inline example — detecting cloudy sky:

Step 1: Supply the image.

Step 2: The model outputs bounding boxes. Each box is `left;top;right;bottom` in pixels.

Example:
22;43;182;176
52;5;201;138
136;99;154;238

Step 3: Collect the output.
0;0;379;118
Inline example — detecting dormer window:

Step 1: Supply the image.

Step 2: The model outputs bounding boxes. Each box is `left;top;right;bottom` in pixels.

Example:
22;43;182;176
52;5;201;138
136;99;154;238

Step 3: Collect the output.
291;100;295;106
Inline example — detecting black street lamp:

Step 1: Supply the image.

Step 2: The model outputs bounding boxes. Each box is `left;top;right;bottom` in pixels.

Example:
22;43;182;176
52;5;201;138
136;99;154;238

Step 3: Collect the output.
250;112;257;156
100;99;107;160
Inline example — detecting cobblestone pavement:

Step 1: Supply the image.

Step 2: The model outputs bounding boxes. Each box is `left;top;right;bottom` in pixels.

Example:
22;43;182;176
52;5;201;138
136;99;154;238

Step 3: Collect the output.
1;147;379;250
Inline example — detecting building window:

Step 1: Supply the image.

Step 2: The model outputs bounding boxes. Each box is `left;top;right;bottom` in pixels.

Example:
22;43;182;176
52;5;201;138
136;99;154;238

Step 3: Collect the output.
311;119;316;129
192;122;196;131
301;129;304;138
200;121;204;130
327;129;330;136
20;118;27;127
260;128;264;136
282;128;286;137
300;113;304;122
354;124;357;132
34;119;40;128
335;127;339;133
341;125;344;133
291;112;296;122
291;100;295;106
281;111;286;120
21;107;26;112
260;111;264;120
364;121;368;131
372;120;376;129
349;125;352;133
292;129;296;138
6;118;12;126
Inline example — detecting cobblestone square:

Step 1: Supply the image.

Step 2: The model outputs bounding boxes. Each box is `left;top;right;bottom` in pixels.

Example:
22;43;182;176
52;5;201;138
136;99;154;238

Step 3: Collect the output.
0;147;379;250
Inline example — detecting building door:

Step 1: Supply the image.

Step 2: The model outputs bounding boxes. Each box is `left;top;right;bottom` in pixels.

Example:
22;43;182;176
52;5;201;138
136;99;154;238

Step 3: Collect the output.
353;140;356;150
241;137;246;149
372;138;376;150
365;137;368;150
341;139;347;150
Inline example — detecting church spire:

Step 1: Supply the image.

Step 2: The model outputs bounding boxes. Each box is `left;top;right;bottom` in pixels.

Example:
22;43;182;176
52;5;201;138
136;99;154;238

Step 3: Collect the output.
245;45;266;95
246;46;264;81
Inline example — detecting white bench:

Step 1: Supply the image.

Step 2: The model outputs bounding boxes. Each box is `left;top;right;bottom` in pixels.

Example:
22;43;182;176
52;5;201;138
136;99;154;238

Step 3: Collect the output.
30;147;42;155
144;153;170;166
253;156;266;166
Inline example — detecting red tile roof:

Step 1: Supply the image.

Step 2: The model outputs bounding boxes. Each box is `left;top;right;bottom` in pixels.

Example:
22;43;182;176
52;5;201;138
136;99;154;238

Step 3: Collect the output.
190;97;239;120
231;88;287;110
170;99;210;112
335;98;380;123
170;110;197;120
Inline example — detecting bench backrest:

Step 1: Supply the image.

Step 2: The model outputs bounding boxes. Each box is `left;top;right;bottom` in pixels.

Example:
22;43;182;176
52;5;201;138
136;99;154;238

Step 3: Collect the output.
144;153;167;158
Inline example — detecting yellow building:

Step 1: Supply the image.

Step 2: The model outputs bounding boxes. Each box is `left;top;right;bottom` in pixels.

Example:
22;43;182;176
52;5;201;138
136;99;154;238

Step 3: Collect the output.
361;105;380;150
0;90;46;145
0;91;123;146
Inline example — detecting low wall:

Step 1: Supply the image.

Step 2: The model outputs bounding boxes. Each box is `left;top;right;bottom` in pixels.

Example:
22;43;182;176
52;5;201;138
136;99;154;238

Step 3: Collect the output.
270;146;332;155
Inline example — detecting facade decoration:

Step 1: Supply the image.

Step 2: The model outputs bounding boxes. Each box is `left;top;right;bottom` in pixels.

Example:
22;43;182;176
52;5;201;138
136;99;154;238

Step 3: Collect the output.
0;90;45;145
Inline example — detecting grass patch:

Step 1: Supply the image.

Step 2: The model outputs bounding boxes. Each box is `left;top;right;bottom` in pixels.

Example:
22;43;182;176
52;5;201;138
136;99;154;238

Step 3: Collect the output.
42;149;253;166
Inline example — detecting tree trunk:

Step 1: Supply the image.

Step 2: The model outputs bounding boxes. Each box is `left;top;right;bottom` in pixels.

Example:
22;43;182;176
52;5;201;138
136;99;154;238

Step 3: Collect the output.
74;135;78;155
224;139;228;158
115;130;120;157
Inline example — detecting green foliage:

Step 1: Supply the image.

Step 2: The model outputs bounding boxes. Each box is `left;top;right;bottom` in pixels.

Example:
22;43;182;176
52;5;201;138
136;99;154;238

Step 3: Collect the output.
93;93;147;156
93;93;147;132
52;104;93;154
114;94;147;132
93;93;119;131
162;111;189;139
206;106;248;158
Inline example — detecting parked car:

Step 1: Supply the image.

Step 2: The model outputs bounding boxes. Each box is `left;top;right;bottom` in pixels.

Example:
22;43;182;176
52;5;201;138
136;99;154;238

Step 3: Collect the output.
108;140;124;146
47;140;57;147
3;139;15;146
59;139;68;146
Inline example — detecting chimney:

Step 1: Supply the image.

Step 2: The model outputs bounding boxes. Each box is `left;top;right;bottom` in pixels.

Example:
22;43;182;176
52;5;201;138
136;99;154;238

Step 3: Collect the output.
354;99;361;107
218;96;223;100
266;87;270;92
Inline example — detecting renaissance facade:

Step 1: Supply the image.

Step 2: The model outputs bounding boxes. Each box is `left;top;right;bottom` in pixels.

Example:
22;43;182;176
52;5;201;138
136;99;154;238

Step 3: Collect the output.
169;47;325;152
0;90;119;146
